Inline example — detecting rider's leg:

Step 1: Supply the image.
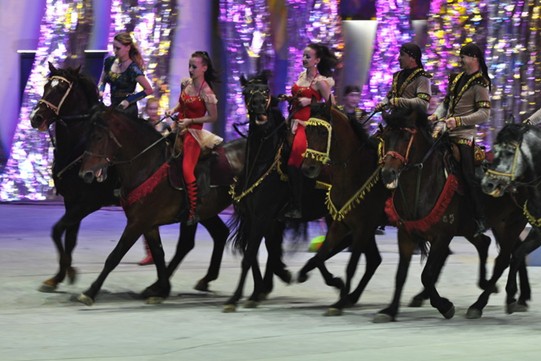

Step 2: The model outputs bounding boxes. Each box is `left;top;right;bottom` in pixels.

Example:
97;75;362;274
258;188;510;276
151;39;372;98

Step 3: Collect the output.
183;133;202;225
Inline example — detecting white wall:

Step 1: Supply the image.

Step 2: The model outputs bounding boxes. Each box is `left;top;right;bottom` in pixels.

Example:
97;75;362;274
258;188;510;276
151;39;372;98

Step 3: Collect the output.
0;0;46;156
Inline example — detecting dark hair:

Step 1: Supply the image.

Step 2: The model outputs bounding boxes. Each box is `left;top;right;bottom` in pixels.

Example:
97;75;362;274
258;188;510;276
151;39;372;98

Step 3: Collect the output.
460;43;491;91
192;51;219;88
307;43;338;77
400;42;423;68
344;85;361;95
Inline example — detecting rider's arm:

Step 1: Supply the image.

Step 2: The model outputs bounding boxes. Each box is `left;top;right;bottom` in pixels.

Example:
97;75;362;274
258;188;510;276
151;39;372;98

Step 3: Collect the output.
454;85;490;127
524;107;541;125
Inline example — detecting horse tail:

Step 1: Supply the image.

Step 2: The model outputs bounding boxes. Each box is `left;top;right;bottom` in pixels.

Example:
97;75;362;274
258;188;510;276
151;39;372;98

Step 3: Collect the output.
226;203;249;254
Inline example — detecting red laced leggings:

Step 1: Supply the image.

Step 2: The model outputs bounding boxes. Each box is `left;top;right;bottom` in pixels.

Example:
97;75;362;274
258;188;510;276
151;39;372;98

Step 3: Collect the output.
182;132;201;184
287;125;307;168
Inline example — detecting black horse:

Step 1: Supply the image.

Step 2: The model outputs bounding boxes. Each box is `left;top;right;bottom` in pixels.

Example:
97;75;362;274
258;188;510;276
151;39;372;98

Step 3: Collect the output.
378;107;530;321
299;99;389;315
225;73;346;312
29;63;231;297
482;122;541;313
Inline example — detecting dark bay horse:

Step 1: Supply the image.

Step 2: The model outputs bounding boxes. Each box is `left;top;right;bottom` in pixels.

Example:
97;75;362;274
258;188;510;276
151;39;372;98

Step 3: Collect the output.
224;73;343;312
78;107;246;305
30;63;234;301
300;100;388;315
482;123;541;313
378;108;529;321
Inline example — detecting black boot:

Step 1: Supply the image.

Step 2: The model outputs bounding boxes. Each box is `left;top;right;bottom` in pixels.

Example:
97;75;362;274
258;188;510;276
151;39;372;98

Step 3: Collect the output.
469;185;487;237
284;166;303;219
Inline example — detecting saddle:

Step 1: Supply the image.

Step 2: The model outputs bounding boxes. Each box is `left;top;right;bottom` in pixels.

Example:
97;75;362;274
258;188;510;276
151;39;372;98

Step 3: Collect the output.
167;144;234;198
449;143;486;167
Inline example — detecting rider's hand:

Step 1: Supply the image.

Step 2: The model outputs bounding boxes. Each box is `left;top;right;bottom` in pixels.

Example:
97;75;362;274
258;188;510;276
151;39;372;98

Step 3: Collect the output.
432;121;446;138
445;117;458;130
427;114;438;122
176;118;191;131
298;97;311;108
118;100;129;110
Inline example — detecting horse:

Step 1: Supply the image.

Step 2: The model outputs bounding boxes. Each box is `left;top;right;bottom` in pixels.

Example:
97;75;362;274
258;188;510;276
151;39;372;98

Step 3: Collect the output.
77;104;251;305
482;122;541;313
378;107;530;321
299;99;389;315
224;73;345;312
29;63;239;303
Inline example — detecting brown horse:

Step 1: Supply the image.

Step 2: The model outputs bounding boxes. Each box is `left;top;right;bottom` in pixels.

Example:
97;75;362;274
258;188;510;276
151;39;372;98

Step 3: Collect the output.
300;100;388;315
77;105;247;305
378;107;529;321
29;63;232;297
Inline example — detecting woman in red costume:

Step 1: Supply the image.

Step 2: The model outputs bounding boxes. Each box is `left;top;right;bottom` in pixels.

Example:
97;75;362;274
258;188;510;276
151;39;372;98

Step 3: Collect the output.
285;43;337;218
168;51;222;225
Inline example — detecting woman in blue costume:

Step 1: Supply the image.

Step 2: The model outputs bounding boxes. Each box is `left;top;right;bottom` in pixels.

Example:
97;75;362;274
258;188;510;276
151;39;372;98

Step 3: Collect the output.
98;32;153;118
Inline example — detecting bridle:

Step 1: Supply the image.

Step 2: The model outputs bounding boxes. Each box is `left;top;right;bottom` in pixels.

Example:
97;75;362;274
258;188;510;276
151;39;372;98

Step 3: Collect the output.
38;75;74;116
379;127;417;167
484;142;521;182
244;84;271;124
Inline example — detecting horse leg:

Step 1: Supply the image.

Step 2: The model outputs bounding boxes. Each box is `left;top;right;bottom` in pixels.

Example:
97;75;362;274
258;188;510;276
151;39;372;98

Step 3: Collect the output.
343;233;382;306
297;233;350;292
77;223;169;306
506;227;541;313
194;215;229;292
421;238;456;319
374;230;416;323
245;256;265;307
223;228;265;312
40;204;97;292
259;221;290;299
409;236;452;307
141;227;170;304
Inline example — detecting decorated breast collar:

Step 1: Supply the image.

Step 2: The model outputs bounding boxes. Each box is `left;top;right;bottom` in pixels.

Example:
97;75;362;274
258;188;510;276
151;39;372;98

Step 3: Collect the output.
391;68;426;97
448;71;484;114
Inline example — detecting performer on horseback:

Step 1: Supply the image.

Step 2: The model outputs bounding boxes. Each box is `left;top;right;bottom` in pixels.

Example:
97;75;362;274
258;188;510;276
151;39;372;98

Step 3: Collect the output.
285;43;338;218
98;32;153;118
429;42;492;236
375;42;432;112
337;85;369;133
167;51;222;225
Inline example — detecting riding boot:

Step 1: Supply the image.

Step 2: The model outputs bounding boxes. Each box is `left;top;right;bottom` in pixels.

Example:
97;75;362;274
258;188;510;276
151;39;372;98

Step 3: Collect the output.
138;239;154;266
185;181;199;226
284;166;303;219
469;186;487;237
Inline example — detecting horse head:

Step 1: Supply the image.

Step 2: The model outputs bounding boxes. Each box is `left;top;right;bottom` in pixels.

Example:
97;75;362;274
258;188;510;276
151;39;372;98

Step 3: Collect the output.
30;62;100;131
481;123;537;197
302;97;334;178
241;71;272;124
379;106;431;189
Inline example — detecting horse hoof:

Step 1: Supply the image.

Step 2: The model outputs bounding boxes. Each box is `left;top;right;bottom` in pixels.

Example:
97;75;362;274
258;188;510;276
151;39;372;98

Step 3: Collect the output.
223;304;237;313
408;297;424;308
244;300;259;309
325;307;343;316
76;293;94;306
442;305;455;319
278;270;293;285
38;281;58;293
194;280;209;292
67;268;78;285
506;302;528;314
465;307;482;319
146;296;165;305
373;313;394;323
258;292;270;301
297;273;308;283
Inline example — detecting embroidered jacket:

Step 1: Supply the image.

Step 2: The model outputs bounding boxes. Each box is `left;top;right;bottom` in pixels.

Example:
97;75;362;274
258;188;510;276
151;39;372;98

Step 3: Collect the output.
525;107;541;125
433;71;491;141
386;67;432;111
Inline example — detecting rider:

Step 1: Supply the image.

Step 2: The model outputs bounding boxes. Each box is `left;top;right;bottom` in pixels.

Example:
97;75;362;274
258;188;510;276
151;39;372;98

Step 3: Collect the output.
429;42;492;236
375;42;432;113
523;107;541;125
286;43;337;218
167;51;223;225
98;32;153;119
337;85;368;134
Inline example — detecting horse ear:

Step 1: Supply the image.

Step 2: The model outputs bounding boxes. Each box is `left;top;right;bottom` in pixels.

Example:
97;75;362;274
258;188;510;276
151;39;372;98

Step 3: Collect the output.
261;70;272;84
505;114;515;124
240;74;247;87
74;65;81;74
48;62;57;73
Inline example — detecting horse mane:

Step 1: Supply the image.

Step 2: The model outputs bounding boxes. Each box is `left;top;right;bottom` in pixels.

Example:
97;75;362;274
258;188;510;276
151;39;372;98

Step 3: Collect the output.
383;106;433;144
90;106;162;141
496;123;528;144
52;67;100;105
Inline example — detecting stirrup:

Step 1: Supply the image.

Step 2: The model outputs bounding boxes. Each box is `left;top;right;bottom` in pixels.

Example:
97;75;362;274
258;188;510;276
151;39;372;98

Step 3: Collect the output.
186;213;200;226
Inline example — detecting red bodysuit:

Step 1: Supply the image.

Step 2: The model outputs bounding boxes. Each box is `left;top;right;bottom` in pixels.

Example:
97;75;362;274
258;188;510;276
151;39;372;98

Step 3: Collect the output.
289;81;322;167
174;82;207;185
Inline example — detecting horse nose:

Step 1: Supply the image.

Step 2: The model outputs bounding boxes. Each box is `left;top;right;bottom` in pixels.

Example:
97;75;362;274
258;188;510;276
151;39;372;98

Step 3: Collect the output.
31;113;43;128
79;170;95;184
381;168;397;185
481;178;495;194
302;164;319;179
